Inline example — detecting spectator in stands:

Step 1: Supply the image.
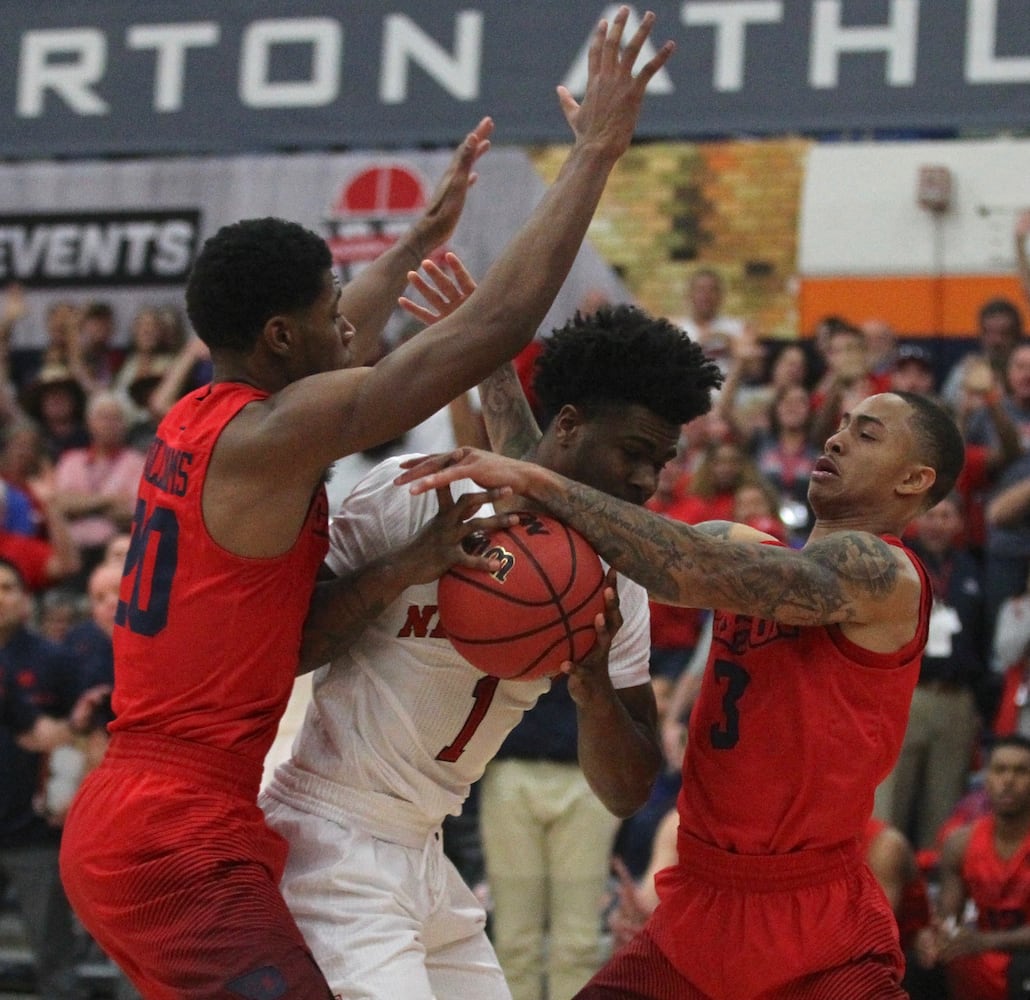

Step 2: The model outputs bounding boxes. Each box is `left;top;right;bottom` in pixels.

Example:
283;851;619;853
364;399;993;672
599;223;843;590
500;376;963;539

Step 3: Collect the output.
953;355;1022;559
750;383;819;547
671;268;746;373
861;318;899;380
942;297;1025;410
18;365;89;461
890;342;938;399
808;320;890;449
69;301;124;395
967;340;1030;453
0;480;80;593
53;391;145;586
0;419;60;540
143;332;212;422
112;305;178;447
662;440;763;526
915;735;1030;1000
984;448;1030;635
875;493;989;850
0;559;106;1000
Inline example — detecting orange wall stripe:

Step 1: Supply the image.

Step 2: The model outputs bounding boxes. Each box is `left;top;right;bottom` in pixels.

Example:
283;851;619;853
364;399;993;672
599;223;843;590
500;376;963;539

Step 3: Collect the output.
798;275;1030;338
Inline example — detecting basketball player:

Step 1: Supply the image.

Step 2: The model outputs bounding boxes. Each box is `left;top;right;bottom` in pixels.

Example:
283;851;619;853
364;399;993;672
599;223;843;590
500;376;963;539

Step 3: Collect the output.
915;735;1030;1000
260;302;722;999
58;9;675;998
397;389;964;998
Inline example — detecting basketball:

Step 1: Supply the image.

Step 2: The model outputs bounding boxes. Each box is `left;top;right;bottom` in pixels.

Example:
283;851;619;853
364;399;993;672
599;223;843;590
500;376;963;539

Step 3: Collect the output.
437;512;607;681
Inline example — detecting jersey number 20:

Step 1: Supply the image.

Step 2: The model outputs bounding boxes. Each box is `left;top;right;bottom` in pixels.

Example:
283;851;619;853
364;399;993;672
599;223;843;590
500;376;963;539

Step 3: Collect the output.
115;498;180;637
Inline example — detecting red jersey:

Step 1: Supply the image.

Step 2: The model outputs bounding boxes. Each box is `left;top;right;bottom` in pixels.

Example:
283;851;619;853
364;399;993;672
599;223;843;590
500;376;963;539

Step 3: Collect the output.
108;382;329;764
949;815;1030;1000
679;536;930;855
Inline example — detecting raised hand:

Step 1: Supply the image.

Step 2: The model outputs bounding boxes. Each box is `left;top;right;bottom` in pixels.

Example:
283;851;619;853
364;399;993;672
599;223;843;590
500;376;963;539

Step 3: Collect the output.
410;118;494;258
559;6;674;163
399;252;478;328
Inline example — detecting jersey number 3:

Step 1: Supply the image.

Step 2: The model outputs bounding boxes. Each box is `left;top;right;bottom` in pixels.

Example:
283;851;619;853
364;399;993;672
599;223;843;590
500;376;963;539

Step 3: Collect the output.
115;498;180;637
710;659;750;750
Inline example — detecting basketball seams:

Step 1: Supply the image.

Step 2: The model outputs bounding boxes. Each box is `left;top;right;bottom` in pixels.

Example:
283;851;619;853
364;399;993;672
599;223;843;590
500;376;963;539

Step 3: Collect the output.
437;513;606;681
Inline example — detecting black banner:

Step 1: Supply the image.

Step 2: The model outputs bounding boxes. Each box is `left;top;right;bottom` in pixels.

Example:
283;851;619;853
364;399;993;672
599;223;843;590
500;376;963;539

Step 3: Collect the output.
0;1;1027;159
0;211;201;287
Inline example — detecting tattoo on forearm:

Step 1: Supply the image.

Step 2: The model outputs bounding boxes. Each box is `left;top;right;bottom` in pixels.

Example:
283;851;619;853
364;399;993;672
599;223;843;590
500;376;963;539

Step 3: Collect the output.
479;363;541;459
539;482;899;624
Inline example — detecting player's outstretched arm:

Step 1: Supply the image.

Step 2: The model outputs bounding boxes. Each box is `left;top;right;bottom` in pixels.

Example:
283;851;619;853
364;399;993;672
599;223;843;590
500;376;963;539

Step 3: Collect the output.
568;574;662;817
334;7;674;460
298;488;517;671
339;118;493;366
396;449;917;630
400;253;542;459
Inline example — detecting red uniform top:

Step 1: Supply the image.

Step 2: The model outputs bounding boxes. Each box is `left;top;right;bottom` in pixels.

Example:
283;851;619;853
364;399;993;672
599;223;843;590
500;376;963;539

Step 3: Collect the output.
679;536;930;855
954;815;1030;999
109;382;329;764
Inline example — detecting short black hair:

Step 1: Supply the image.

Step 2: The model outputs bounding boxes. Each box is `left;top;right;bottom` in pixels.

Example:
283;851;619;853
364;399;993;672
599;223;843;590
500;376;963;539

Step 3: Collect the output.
893;391;964;508
532;304;723;427
989;734;1030;758
186;217;332;352
978;297;1023;336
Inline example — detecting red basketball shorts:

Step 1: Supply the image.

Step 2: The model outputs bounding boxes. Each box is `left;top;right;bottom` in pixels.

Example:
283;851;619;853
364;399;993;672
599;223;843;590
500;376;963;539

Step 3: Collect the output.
577;835;906;1000
60;733;334;1000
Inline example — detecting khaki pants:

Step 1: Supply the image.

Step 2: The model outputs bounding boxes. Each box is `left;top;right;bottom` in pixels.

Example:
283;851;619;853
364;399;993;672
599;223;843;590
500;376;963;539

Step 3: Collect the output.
874;684;980;849
480;759;619;1000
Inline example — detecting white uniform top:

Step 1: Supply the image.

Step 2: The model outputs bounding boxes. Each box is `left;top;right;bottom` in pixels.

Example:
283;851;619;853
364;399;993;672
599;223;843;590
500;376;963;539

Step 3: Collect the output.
265;455;651;844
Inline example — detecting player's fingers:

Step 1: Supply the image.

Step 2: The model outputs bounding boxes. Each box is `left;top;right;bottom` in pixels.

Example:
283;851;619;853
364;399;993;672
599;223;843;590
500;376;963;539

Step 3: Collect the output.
421;259;461;301
585;15;606;80
602;6;630;70
620;9;654;67
634;39;675;89
397;296;437;325
396;449;468;477
434;485;455;513
556;86;580;125
407;268;450;310
442;252;478;295
470;116;494;144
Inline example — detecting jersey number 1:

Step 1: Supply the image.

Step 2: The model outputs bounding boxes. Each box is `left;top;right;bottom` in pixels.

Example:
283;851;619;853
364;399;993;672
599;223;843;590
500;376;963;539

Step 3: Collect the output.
115;498;180;637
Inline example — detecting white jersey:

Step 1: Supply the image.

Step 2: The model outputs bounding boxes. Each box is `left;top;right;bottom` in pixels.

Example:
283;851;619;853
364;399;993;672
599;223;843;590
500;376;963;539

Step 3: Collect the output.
265;454;650;841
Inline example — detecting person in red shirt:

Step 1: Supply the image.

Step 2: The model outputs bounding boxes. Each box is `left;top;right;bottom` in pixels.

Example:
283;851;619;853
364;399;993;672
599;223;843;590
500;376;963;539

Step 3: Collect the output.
398;388;963;999
57;14;674;999
916;735;1030;1000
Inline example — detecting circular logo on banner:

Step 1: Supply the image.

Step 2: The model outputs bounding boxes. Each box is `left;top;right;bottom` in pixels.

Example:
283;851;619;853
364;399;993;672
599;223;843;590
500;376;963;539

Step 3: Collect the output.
323;163;428;271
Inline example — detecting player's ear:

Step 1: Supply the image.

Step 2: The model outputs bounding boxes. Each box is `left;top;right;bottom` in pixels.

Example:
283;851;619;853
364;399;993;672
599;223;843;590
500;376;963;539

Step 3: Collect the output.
263;316;293;356
897;464;936;500
553;404;583;444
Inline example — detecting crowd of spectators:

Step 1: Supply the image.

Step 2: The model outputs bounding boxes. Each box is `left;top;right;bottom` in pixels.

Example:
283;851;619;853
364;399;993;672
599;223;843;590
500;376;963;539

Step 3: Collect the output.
0;285;212;997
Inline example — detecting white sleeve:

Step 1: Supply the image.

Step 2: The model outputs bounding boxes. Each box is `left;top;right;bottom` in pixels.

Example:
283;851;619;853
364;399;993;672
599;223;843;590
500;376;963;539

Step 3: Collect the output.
324;454;437;577
606;574;652;690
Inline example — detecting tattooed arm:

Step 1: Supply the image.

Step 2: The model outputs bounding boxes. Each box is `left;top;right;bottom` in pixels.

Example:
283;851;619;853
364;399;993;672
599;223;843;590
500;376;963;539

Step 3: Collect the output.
397;450;922;645
478;361;542;458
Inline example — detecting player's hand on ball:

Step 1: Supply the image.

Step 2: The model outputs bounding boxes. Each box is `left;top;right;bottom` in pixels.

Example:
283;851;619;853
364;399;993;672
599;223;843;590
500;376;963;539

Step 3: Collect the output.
562;569;621;702
398;486;517;585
